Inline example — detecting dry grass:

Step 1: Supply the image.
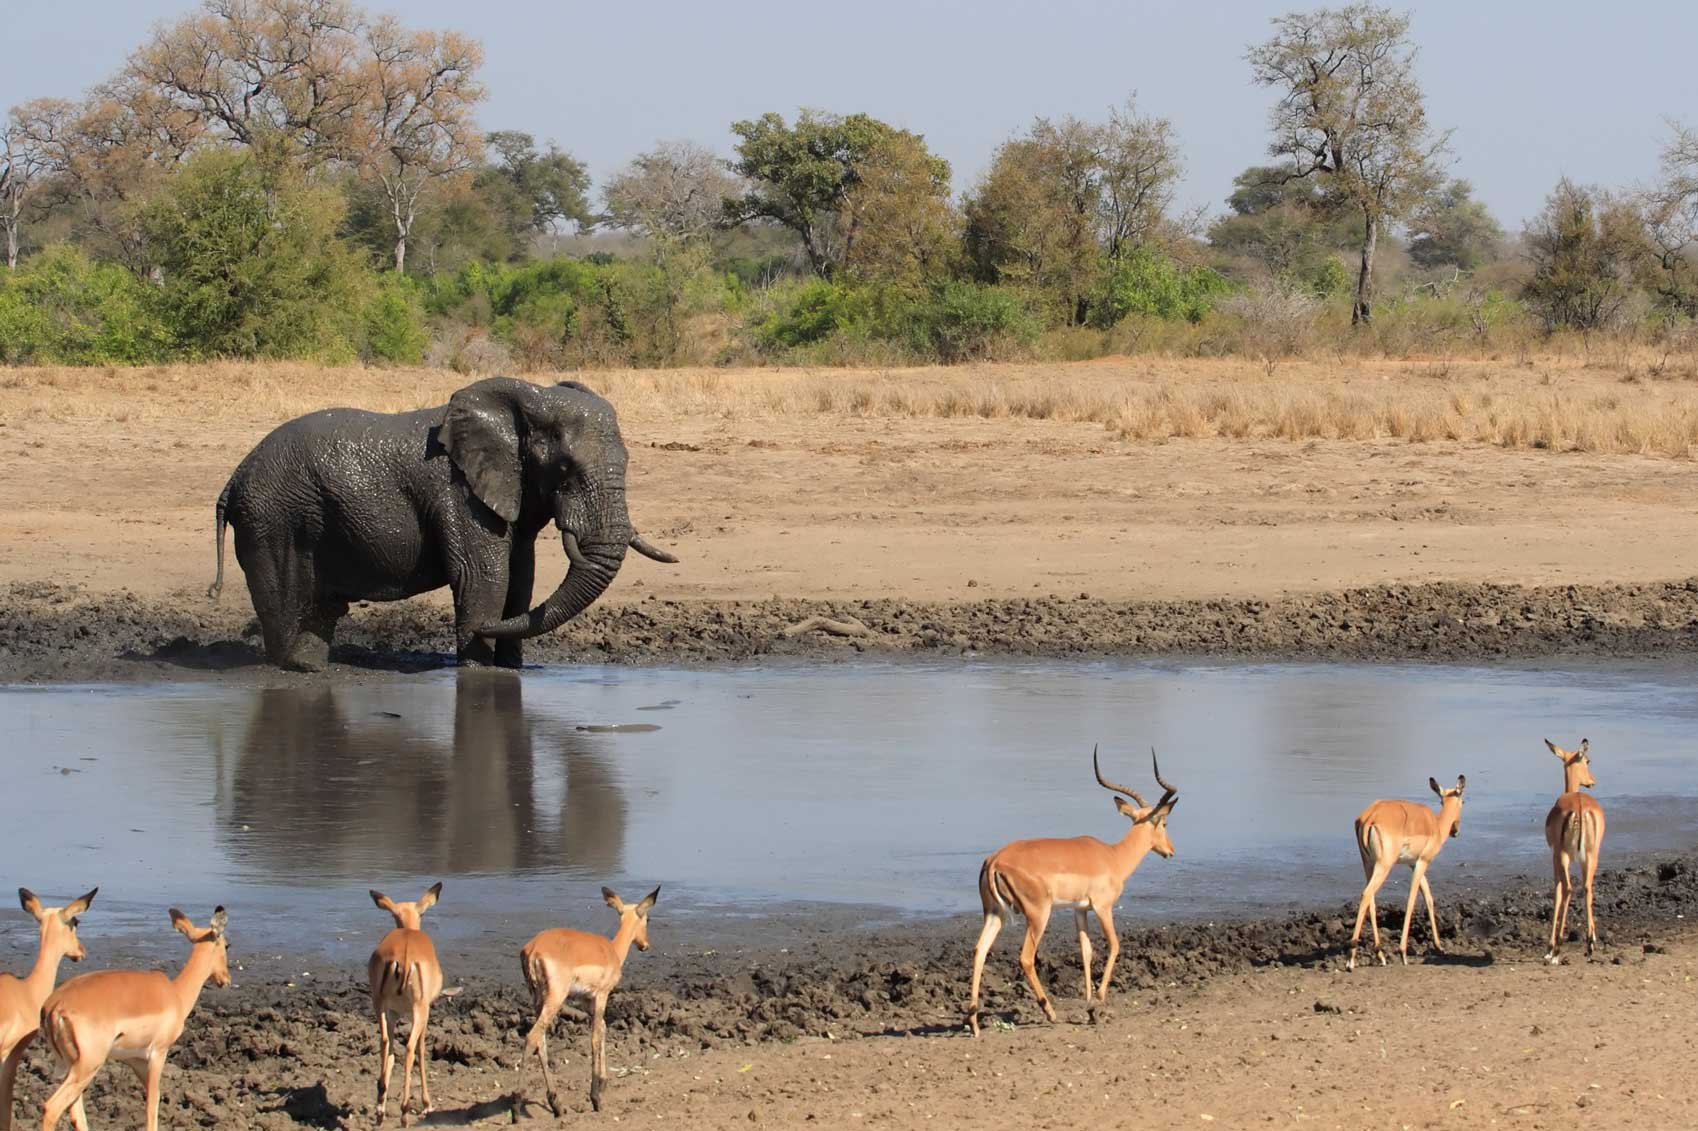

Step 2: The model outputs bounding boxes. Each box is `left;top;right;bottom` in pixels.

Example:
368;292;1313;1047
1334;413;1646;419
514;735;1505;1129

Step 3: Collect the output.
6;353;1698;458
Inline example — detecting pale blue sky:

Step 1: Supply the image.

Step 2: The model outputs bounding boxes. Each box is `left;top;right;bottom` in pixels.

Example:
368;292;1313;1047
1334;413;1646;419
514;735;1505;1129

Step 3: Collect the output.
7;0;1695;228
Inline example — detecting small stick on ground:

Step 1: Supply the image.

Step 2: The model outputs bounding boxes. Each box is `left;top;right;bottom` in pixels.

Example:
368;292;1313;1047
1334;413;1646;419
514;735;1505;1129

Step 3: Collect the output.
781;615;871;639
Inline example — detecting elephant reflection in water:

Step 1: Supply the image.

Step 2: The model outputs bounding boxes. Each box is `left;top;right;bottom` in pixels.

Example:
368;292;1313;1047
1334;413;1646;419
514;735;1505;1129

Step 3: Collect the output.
221;671;625;877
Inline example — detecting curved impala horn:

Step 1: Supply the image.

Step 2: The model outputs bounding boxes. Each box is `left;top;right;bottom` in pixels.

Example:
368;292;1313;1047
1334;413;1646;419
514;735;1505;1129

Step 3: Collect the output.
629;532;679;564
1093;744;1148;808
1152;747;1177;803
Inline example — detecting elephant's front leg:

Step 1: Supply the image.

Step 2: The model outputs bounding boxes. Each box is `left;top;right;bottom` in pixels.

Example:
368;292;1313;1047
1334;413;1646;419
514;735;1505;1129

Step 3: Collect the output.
492;536;536;669
450;539;512;667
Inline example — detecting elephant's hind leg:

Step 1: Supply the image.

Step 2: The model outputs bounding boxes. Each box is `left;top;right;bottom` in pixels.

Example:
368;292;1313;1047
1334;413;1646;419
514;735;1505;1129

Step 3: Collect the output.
243;533;331;672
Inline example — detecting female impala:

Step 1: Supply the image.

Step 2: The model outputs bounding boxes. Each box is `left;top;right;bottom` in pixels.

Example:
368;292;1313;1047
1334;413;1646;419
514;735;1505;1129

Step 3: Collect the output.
1348;775;1466;970
1543;738;1605;964
368;883;444;1128
1;888;96;1131
39;906;229;1131
519;885;659;1115
967;747;1178;1037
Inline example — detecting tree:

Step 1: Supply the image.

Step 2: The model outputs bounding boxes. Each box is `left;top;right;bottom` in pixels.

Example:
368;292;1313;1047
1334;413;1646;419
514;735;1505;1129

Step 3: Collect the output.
125;0;366;165
1208;164;1359;286
479;131;592;249
1644;122;1698;317
1407;179;1503;271
1247;4;1449;324
352;15;484;272
726;110;948;279
838;130;958;284
1521;178;1649;333
963;101;1184;323
2;112;52;268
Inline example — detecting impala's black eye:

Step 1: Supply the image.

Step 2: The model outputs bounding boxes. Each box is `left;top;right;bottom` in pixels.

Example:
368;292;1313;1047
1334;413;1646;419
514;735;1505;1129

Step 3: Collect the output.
68;917;80;930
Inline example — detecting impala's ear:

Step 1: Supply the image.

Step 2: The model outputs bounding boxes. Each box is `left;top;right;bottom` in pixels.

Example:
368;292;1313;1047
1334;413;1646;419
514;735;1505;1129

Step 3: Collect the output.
601;886;622;910
1153;797;1178;826
1429;776;1443;797
1577;738;1589;756
1543;738;1562;757
18;888;42;918
63;888;97;918
636;886;660;915
419;882;442;910
369;890;395;913
1112;796;1140;821
442;380;523;523
1456;774;1466;792
209;907;228;938
169;908;194;937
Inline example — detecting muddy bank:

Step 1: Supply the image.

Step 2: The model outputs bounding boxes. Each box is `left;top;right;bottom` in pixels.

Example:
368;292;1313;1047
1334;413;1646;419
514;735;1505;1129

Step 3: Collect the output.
6;852;1696;1130
5;577;1698;683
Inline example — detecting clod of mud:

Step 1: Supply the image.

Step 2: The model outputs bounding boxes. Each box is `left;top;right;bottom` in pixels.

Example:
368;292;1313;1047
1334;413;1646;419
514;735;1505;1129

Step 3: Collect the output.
6;578;1698;683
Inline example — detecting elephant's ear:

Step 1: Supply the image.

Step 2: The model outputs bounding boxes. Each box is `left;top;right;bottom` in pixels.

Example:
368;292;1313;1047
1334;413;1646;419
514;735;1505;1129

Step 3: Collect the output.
442;382;523;522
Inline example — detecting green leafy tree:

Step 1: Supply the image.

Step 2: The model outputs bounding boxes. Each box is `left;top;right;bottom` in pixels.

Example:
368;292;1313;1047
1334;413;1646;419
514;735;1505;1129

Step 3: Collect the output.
1407;179;1503;271
142;150;368;358
1247;4;1449;324
1521;178;1650;333
477;130;593;250
1208;165;1358;281
726;110;950;279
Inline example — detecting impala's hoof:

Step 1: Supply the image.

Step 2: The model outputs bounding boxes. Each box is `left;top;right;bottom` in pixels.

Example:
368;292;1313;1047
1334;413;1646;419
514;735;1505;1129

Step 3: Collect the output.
1376;953;1388;967
1544;952;1562;966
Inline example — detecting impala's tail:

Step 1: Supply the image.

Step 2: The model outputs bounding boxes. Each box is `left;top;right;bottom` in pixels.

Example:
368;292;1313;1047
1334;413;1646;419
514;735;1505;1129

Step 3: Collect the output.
207;477;233;600
978;857;1020;920
374;958;417;1002
41;1003;79;1064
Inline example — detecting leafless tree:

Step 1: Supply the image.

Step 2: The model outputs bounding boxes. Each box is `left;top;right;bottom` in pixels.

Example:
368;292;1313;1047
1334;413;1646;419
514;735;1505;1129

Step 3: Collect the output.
1643;121;1698;316
603;140;738;246
1247;3;1448;325
1097;97;1183;259
1;112;52;268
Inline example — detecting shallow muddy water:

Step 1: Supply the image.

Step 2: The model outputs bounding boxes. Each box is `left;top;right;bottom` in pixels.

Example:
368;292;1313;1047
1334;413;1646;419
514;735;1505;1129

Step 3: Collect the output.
4;659;1696;966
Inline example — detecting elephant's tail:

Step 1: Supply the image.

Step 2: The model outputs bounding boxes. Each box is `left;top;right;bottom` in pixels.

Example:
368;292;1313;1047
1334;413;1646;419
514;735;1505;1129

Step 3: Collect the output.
208;478;232;601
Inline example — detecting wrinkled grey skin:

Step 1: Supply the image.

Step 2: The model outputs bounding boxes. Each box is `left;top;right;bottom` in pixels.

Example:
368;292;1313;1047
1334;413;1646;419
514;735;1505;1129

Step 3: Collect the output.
208;377;677;671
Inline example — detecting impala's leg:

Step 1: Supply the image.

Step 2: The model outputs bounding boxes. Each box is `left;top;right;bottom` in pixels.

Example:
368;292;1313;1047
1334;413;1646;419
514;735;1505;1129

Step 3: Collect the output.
588;993;608;1113
1017;900;1057;1024
1583;846;1600;957
1349;849;1393;970
1399;860;1429;965
1074;909;1095;1008
1545;852;1569;963
524;982;571;1114
142;1054;165;1131
1;1036;28;1131
414;1002;433;1118
41;1056;98;1131
967;910;1004;1038
1418;872;1444;953
375;1006;394;1125
1091;897;1121;1003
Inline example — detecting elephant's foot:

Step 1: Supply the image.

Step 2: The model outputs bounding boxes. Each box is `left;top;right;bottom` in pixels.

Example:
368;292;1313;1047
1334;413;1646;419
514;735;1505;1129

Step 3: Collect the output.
283;628;334;671
493;639;525;669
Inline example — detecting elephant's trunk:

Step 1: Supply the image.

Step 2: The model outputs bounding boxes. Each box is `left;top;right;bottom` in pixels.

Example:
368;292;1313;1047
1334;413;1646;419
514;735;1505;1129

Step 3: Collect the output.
476;488;632;640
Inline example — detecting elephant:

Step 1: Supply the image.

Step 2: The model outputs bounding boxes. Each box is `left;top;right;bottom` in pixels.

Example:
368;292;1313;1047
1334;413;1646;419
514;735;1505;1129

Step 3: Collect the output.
207;376;676;670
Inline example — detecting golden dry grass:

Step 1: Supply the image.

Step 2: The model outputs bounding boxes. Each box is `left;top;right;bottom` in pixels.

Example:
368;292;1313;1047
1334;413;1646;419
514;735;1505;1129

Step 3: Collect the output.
5;353;1698;457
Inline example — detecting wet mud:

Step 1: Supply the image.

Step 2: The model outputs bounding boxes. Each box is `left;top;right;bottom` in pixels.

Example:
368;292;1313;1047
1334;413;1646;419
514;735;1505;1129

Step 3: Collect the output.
5;577;1698;683
5;853;1695;1129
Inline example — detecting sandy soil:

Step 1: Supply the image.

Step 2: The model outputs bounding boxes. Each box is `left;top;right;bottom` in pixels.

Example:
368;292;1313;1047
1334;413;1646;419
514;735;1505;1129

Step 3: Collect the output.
3;357;1698;678
4;856;1695;1131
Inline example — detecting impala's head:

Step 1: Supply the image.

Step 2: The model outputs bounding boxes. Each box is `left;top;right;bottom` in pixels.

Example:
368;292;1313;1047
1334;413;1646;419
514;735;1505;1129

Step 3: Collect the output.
1429;775;1467;836
602;885;661;951
1545;738;1595;790
1094;746;1180;858
370;882;442;931
170;905;230;987
18;886;97;963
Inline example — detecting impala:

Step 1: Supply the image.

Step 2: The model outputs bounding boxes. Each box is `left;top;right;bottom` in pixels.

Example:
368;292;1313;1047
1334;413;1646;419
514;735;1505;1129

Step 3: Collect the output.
368;883;444;1127
39;906;228;1131
519;885;659;1115
1543;738;1605;963
967;747;1178;1038
1;888;97;1131
1347;775;1466;970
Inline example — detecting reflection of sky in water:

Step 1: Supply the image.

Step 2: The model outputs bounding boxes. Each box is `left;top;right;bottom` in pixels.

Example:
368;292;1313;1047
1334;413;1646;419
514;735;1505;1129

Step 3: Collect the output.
4;660;1696;956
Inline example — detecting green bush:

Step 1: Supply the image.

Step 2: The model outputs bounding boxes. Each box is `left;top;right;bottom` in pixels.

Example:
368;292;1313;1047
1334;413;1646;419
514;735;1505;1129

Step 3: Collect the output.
890;281;1040;362
0;244;173;364
142;151;367;361
363;276;429;364
1087;249;1233;328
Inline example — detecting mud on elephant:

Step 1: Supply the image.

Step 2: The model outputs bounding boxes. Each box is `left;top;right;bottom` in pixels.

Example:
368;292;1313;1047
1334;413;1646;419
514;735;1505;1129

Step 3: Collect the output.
208;377;677;670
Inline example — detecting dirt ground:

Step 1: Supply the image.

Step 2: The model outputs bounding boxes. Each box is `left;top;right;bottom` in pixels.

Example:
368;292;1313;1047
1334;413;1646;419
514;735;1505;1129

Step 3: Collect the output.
4;856;1696;1131
3;357;1698;678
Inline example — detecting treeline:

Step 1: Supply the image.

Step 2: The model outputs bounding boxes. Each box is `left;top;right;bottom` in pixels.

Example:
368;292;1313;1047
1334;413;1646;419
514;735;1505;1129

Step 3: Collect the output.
2;0;1697;370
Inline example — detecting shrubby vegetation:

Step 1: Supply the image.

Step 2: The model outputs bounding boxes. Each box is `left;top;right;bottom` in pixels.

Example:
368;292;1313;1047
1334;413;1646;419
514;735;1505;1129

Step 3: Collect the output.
2;0;1696;370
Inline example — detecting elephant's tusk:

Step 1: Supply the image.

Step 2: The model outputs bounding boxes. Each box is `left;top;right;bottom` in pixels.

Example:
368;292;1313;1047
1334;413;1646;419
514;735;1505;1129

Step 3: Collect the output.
629;533;679;564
